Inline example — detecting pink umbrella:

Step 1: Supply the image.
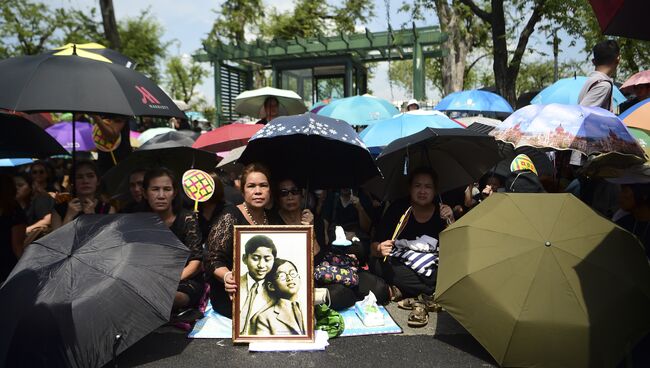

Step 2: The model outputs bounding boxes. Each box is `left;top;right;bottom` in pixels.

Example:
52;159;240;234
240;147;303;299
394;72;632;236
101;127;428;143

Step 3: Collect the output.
620;70;650;93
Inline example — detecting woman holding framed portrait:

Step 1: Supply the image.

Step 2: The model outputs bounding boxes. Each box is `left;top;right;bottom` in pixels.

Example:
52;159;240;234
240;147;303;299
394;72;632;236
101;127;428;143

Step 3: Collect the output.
205;163;273;318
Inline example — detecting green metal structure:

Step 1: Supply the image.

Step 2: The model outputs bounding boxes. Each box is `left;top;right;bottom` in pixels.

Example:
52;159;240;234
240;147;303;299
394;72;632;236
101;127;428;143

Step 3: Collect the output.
195;25;447;125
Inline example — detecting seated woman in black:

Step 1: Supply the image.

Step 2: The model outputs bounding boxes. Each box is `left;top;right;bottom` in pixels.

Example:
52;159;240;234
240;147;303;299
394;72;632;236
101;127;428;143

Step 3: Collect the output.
143;167;204;314
370;167;455;299
271;178;389;310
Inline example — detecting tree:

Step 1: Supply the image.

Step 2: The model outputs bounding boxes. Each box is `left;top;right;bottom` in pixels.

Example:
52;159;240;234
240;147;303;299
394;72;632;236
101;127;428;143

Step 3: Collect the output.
118;10;170;82
99;0;121;50
206;0;263;45
400;0;489;96
165;55;209;104
0;0;67;57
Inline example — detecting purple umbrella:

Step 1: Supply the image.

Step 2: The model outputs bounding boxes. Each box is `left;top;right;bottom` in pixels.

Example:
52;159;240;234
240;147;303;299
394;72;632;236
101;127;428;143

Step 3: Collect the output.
45;121;94;152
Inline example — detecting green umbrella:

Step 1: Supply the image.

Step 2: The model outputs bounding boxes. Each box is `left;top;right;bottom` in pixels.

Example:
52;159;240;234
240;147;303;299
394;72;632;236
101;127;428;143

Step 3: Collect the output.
435;193;650;368
630;127;650;157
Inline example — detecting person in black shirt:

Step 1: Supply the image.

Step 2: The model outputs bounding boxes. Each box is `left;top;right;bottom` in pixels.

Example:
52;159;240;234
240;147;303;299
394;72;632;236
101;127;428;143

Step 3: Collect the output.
615;183;650;259
0;174;26;282
143;167;204;312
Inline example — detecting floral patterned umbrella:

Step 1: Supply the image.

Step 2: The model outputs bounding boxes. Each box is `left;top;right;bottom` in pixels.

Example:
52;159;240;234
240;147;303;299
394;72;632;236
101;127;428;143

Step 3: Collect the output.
239;112;380;189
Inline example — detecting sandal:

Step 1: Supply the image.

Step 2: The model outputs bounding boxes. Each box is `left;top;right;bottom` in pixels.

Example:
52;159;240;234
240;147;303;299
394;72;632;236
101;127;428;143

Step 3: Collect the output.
407;301;429;328
399;294;443;312
397;297;418;310
389;285;404;302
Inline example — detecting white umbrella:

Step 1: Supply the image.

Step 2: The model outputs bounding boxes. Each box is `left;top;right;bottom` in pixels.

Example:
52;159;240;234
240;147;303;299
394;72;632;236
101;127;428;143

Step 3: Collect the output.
455;116;502;127
234;87;307;118
216;145;246;174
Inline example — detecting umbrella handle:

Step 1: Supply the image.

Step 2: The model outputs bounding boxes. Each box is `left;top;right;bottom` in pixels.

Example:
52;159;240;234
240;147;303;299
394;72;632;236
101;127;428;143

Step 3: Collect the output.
112;334;123;368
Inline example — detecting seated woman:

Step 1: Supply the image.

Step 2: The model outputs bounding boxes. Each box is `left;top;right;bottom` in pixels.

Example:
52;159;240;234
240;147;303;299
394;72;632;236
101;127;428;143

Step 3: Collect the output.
370;167;454;326
29;161;61;194
14;173;55;244
51;160;115;229
205;163;273;318
251;258;306;335
272;178;388;310
143;167;205;316
615;183;650;259
197;171;227;241
1;174;26;283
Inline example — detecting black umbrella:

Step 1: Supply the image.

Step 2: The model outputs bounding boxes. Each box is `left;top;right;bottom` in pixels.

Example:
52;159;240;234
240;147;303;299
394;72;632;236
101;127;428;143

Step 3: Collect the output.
372;128;502;200
0;111;67;158
45;43;137;69
0;213;189;368
0;53;184;119
239;112;380;189
102;140;219;197
589;0;650;41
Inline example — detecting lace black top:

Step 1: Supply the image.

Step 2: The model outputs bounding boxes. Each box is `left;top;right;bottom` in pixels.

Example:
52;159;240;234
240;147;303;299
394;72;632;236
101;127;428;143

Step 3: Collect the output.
205;205;250;275
169;209;203;264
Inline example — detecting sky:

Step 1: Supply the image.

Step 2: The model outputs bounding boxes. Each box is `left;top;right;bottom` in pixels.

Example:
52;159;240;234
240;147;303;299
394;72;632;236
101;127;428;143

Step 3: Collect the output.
58;0;587;106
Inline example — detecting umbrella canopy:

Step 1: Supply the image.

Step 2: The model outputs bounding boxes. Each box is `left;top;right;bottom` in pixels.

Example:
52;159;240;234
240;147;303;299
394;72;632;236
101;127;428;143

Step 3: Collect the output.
216;145;247;175
239;112;380;189
455;116;502;128
0;213;189;368
530;76;627;107
0;112;68;158
589;0;650;40
435;90;513;114
620;70;650;93
139;131;196;149
45;121;95;152
436;193;650;368
360;110;464;153
192;123;264;153
234;87;307;118
102;141;219;197
137;127;176;146
619;97;650;131
0;53;185;118
630;127;650;156
490;104;646;158
372;128;502;200
46;43;137;69
0;158;33;167
317;95;399;126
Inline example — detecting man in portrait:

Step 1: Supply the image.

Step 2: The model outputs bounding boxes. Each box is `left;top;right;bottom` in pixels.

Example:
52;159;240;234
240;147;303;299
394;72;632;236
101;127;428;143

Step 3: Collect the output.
239;235;277;334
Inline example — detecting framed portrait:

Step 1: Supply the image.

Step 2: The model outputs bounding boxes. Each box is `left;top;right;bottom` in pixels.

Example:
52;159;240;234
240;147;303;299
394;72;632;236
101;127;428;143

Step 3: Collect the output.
232;225;314;343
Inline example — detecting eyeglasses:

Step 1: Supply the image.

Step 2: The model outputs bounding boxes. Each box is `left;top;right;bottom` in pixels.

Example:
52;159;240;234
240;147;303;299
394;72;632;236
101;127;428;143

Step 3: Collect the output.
276;270;300;282
279;188;301;197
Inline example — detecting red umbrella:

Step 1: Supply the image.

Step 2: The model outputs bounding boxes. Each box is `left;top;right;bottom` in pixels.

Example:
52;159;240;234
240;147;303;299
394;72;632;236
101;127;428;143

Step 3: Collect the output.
192;123;263;153
589;0;650;40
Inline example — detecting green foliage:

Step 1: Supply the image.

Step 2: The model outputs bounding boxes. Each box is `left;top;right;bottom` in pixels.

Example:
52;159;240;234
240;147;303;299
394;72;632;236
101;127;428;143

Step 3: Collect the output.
515;59;585;96
206;0;263;44
118;10;170;83
60;7;106;45
0;0;67;57
165;55;210;104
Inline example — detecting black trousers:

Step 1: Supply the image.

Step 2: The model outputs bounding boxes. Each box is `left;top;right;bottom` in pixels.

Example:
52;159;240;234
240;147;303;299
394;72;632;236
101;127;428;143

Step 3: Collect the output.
322;271;390;311
209;278;232;318
368;257;436;298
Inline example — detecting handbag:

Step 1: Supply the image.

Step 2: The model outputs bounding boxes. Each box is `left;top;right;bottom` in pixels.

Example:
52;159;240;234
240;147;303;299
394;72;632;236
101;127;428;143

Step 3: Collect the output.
313;252;360;287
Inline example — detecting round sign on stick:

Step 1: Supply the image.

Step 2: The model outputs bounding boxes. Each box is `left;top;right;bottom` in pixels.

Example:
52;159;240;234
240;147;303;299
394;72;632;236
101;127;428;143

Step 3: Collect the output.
92;123;122;165
182;169;215;212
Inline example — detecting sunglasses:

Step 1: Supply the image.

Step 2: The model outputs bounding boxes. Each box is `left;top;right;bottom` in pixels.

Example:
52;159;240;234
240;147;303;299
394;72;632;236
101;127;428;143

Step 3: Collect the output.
279;188;301;197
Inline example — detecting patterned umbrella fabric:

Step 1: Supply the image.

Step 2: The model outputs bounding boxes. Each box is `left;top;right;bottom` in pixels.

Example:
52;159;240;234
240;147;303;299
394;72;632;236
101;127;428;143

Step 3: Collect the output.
45;122;94;152
435;90;513;114
239;112;380;189
490;104;645;158
531;76;627;107
317;95;399;126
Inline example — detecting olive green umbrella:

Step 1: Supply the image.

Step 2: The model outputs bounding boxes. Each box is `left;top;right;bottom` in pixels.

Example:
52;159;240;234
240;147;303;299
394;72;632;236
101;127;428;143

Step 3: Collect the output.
435;193;650;368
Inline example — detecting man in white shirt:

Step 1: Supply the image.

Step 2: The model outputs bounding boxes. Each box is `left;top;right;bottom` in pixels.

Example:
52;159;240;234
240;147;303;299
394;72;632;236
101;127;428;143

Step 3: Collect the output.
578;40;620;112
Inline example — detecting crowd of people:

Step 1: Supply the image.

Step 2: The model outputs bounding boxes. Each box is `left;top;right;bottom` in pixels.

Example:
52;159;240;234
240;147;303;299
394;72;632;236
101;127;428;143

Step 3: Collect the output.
1;39;648;334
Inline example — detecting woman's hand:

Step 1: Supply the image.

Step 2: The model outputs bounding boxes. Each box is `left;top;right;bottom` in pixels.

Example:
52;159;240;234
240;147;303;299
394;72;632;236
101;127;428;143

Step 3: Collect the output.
67;198;82;217
301;209;314;225
224;271;237;299
81;198;97;214
378;239;394;257
440;204;455;224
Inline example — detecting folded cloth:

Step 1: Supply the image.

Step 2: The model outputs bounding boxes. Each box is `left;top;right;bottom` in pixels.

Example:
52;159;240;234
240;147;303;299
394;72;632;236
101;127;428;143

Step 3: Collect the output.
390;235;439;277
394;235;438;253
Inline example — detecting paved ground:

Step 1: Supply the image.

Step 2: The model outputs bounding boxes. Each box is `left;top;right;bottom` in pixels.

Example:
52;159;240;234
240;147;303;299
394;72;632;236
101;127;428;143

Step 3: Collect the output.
111;304;650;368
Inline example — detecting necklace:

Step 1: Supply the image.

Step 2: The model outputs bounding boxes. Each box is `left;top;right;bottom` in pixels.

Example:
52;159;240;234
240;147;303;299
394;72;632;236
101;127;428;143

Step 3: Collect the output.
243;202;268;225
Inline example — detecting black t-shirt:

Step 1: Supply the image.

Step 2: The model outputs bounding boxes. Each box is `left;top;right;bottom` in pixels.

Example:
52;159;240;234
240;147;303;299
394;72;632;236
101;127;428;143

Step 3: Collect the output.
24;194;54;226
1;208;27;281
616;214;650;259
269;208;327;258
373;198;446;244
198;202;227;241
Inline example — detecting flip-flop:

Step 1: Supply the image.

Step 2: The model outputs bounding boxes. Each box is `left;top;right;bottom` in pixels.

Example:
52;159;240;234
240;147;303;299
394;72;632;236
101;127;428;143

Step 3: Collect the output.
397;297;417;310
407;302;429;328
399;294;442;312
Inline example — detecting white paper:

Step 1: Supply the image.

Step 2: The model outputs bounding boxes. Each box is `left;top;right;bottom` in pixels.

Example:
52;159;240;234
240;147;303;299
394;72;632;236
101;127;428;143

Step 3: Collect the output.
248;330;330;352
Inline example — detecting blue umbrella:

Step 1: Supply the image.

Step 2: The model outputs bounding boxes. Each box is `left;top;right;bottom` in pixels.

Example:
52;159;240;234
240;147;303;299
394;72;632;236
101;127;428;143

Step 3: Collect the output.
435;90;513;113
0;158;33;167
239;112;379;188
360;110;465;153
317;95;399;126
531;76;627;107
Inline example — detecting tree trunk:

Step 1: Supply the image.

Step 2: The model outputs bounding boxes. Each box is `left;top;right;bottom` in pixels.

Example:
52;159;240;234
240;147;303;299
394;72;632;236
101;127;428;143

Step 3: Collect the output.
99;0;121;50
489;0;515;104
435;0;469;95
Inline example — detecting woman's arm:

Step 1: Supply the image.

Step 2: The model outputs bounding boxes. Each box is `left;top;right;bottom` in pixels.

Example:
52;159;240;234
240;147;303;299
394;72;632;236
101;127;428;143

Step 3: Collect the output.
181;260;201;280
26;213;51;233
88;114;122;142
11;224;27;258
